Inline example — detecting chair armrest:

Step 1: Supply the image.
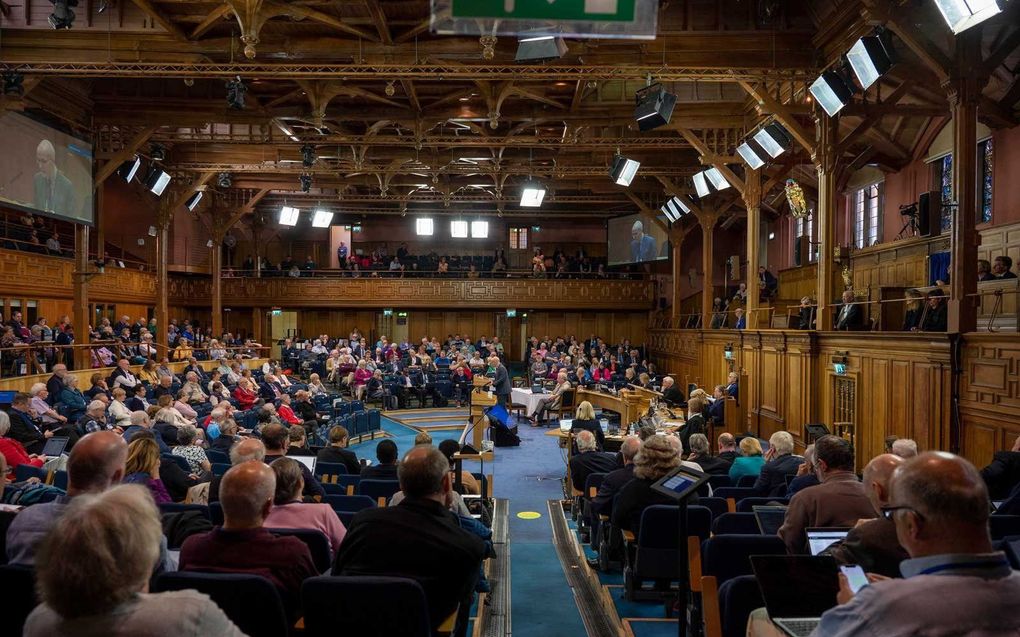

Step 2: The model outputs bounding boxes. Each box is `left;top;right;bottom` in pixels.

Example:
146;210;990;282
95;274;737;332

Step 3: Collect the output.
588;486;597;498
700;576;722;637
726;497;736;513
621;529;635;543
598;514;609;521
687;536;703;593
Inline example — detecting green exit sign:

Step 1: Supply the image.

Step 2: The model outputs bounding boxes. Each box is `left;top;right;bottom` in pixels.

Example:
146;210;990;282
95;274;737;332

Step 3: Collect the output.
451;0;635;22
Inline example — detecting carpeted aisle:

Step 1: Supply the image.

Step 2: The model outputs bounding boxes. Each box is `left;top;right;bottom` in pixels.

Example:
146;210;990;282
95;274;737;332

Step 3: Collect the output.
347;413;588;636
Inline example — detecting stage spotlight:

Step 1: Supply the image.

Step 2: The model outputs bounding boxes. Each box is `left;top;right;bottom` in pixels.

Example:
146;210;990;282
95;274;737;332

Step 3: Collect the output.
184;191;203;211
225;76;247;110
143;167;171;196
450;220;468;238
299;174;312;193
2;72;24;96
515;33;568;62
753;122;792;158
118;156;142;183
736;142;766;170
810;70;854;117
692;171;711;198
148;226;157;237
301;144;316;168
149;143;167;162
847;35;893;90
661;197;690;223
520;180;546;208
932;0;1001;34
609;154;640;187
311;209;334;228
705;167;731;191
633;83;677;132
471;220;489;238
278;205;300;226
217;172;232;189
47;0;77;29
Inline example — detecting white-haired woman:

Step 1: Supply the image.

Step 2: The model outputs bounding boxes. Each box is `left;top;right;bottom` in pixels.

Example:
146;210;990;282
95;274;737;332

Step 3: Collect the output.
24;485;245;636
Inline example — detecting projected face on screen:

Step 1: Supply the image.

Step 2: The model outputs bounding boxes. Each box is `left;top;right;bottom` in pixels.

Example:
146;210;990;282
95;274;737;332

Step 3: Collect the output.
0;112;94;225
607;213;669;266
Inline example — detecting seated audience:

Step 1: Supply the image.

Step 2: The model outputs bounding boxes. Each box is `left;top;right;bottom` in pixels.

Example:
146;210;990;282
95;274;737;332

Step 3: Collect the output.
729;436;766;482
331;445;487;636
569;400;605;450
568;430;619;493
6;430;128;565
123;410;169;453
778;435;878;553
210;418;240;454
361;439;399;480
261;423;325;500
263;457;347;554
612;435;698;545
122;436;172;504
980;434;1020;500
180;460;317;620
687;433;731;475
531;371;572;424
679;396;706;453
108;387;133;429
172;424;212;475
807;452;1020;636
590;435;641;519
0;410;47;478
23;484;244;637
317;425;361;475
822;453;908;578
8;392;52;455
891;438;918;458
785;444;820;497
918;289;947;332
717;432;738;462
992;255;1016;279
753;431;801;496
660;376;684;407
286;426;314;456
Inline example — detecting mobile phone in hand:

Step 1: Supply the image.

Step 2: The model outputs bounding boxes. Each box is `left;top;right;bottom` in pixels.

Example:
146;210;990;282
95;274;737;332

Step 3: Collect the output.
840;564;869;594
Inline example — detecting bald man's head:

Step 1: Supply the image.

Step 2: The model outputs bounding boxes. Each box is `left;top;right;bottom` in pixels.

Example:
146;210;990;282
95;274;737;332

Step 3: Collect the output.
620;435;641;464
862;453;903;511
220;460;276;529
229;437;265;465
889;452;991;558
398;445;450;501
66;431;128;496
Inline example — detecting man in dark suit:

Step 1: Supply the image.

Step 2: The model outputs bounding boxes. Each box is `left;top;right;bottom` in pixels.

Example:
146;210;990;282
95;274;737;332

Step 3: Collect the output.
919;289;948;332
568;430;620;494
259;374;283;401
316;425;362;475
679;396;707;457
488;355;511;406
980;434;1020;500
753;431;803;497
590;435;640;518
34;139;76;216
821;453;908;578
9;392;51;454
834;290;866;331
360;439;399;480
992;255;1017;279
717;433;738;463
332;445;487;637
707;385;726;426
410;368;438;408
687;433;732;475
660;376;685;408
45;363;68;405
629;220;657;262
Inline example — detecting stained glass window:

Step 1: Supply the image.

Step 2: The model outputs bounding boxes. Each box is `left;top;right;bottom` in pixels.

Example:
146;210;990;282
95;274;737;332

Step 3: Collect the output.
979;138;993;224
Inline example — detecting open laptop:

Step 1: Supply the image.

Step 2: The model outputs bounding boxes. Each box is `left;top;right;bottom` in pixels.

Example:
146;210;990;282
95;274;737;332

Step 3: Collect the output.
806;528;850;556
41;436;69;459
752;505;788;535
291;455;317;474
751;555;840;637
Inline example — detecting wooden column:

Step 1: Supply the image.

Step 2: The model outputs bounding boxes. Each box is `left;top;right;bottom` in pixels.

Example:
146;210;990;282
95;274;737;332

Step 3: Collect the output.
946;32;983;334
252;307;264;343
210;239;223;337
814;113;839;331
743;169;762;329
698;210;719;329
72;224;90;371
671;237;683;322
154;197;173;354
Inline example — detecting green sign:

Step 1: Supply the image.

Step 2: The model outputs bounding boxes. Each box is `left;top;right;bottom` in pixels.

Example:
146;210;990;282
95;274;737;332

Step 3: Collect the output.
451;0;635;22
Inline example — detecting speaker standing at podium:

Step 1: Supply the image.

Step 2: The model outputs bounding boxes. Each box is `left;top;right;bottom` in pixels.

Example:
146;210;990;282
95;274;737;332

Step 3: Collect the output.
487;356;510;406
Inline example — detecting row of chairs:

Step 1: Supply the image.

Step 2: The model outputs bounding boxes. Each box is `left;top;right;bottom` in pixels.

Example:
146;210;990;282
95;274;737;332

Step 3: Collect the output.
13;464;68;491
0;565;458;637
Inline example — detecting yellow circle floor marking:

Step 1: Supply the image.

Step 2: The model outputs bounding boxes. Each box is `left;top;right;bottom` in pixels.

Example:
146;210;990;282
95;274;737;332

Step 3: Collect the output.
516;511;542;520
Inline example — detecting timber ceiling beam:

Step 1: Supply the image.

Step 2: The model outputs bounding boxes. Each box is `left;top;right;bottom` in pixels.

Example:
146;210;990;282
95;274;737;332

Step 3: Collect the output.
127;0;187;41
623;191;671;235
737;80;816;155
190;4;232;40
364;0;393;46
676;127;745;196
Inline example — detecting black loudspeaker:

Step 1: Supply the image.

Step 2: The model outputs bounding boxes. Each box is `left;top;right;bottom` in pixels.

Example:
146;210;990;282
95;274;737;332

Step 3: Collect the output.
917;191;942;237
805;423;830;442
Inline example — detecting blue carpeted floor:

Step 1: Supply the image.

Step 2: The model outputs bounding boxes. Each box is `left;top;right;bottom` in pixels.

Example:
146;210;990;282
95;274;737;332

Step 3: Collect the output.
348;414;587;636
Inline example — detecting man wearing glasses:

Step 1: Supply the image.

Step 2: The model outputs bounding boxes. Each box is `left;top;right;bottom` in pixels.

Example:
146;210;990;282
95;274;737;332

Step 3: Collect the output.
812;451;1020;636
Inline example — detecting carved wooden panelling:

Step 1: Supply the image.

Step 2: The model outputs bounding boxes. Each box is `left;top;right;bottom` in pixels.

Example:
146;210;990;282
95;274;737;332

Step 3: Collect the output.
959;335;1020;467
168;277;654;310
0;249;157;304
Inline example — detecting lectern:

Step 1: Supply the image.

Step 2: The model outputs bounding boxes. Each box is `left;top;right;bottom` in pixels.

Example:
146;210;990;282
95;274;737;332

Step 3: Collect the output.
468;375;497;451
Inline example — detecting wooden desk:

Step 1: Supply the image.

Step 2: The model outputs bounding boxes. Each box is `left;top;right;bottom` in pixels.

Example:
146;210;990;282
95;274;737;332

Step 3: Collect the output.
576;388;652;427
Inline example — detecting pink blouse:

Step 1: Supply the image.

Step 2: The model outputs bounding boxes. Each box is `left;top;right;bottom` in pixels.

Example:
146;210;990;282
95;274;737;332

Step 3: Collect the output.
264;502;347;554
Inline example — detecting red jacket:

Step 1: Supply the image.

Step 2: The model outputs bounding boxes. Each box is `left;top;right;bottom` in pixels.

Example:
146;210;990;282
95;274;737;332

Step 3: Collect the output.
278;404;302;426
0;437;44;479
232;385;257;410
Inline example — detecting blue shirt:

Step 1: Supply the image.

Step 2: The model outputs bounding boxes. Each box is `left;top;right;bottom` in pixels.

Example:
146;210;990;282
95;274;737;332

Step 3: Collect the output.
630;234;657;262
811;552;1020;637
